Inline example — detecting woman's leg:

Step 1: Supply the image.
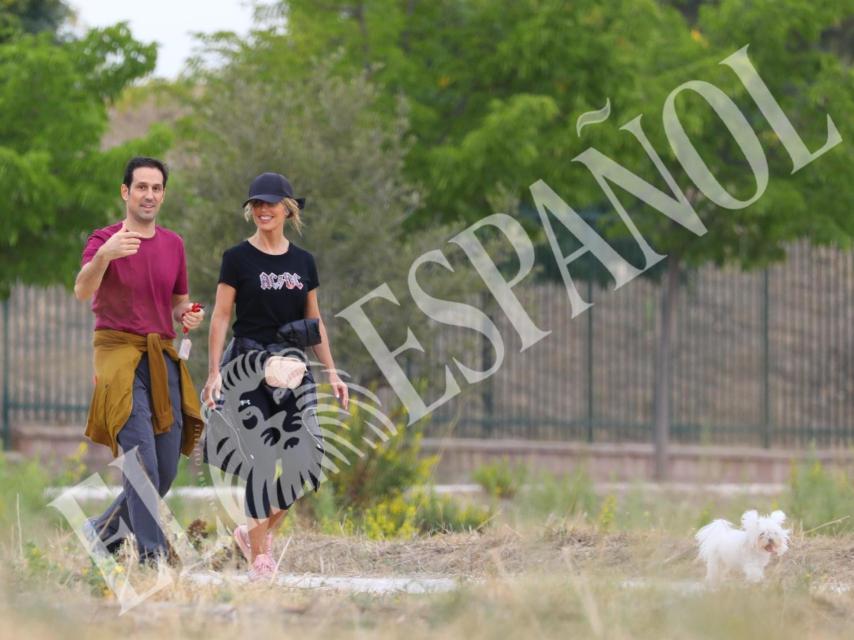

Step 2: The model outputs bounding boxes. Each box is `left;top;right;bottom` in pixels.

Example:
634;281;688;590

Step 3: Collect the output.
242;374;278;561
267;508;288;531
247;517;270;559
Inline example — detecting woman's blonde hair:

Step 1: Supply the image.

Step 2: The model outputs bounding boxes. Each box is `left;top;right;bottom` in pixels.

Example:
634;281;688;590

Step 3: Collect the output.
243;197;303;234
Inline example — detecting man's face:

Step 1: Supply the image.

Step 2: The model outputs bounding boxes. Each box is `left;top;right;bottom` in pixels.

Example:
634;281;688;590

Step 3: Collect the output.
121;167;165;223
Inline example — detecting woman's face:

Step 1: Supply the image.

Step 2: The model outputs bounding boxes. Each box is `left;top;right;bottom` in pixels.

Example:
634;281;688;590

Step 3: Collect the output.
250;199;287;231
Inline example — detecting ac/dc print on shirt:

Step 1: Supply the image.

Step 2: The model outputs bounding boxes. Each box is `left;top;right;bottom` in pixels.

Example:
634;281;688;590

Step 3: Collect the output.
219;240;319;344
260;272;304;290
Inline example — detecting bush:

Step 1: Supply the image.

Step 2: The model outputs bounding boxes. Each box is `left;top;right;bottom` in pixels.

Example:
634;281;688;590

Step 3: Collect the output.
295;395;488;538
473;458;527;499
315;396;438;512
361;494;418;540
786;457;854;535
413;490;492;535
519;468;598;521
0;452;53;534
54;442;89;487
170;55;480;387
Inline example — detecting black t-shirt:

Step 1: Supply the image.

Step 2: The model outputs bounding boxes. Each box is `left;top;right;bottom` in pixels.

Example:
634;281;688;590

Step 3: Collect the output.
219;240;319;343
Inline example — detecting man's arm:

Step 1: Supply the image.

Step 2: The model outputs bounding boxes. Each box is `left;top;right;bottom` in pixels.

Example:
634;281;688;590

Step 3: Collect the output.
74;253;111;301
172;293;191;324
74;225;143;301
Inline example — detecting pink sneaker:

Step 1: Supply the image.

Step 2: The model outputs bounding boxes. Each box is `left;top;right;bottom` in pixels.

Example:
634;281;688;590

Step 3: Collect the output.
233;525;273;563
248;553;276;582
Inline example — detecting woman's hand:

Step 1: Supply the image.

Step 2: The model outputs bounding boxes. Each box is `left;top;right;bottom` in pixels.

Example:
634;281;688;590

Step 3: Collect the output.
202;371;223;409
328;371;349;410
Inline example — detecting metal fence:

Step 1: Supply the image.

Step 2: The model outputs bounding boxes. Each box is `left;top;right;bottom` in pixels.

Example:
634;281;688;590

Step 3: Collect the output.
1;286;95;446
428;242;854;448
2;242;853;449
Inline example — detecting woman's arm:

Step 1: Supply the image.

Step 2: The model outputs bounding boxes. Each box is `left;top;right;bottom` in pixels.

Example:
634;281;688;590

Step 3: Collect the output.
305;289;349;409
202;283;236;407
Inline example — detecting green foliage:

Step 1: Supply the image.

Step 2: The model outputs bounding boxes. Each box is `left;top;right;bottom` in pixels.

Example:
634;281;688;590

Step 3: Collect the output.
413;489;492;535
0;451;52;532
0;0;71;42
0;23;165;297
54;442;89;486
472;457;527;499
247;0;853;255
519;469;599;521
242;0;673;227
295;396;490;538
596;494;618;531
317;396;438;511
188;3;854;460
360;493;418;540
23;540;49;573
786;457;854;535
620;0;854;269
171;54;489;384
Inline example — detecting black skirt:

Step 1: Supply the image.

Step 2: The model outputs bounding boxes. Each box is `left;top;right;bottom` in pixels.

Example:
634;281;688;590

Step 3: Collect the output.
202;338;325;516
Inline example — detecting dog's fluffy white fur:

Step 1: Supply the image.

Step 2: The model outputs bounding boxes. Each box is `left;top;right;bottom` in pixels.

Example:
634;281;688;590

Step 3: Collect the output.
695;510;790;584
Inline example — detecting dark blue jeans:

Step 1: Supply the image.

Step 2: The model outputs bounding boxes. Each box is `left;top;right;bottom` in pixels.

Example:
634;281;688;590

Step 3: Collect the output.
90;353;184;561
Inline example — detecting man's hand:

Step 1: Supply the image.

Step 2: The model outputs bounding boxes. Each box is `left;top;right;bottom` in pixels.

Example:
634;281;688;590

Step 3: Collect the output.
97;225;143;262
181;304;205;331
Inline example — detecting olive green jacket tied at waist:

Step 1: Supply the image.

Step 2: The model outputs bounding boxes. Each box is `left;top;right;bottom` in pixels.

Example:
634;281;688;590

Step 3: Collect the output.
85;329;204;457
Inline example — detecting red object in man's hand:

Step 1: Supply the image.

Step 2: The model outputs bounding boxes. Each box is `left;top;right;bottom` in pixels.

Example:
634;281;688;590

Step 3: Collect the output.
182;302;204;334
178;303;204;360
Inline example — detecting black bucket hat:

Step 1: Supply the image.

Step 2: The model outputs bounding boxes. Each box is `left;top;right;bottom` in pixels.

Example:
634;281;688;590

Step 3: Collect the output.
243;172;306;209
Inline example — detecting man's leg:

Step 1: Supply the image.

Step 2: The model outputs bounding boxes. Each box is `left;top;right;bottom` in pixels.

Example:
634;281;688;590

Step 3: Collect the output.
155;356;184;497
87;496;130;555
88;356;158;554
88;355;187;560
106;354;173;561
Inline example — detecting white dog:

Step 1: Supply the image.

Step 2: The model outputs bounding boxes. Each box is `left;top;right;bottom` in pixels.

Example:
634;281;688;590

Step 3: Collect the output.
695;510;790;584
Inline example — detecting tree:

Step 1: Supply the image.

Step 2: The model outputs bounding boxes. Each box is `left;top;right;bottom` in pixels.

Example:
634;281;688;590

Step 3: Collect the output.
577;0;854;477
0;24;167;297
233;0;674;228
0;0;71;42
185;1;853;474
525;0;852;477
168;55;489;384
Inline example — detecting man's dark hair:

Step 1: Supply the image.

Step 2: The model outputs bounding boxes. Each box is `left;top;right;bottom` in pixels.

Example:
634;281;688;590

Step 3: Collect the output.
123;157;169;188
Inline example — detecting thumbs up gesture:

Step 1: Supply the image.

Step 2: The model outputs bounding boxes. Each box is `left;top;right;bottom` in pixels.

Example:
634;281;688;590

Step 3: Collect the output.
97;224;143;261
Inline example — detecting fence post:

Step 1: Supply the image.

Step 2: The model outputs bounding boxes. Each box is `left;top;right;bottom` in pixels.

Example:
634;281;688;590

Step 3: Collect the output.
761;268;771;448
586;279;594;443
2;297;9;450
480;290;494;436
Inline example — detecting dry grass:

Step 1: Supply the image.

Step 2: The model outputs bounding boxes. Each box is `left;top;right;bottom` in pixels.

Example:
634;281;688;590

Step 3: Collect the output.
4;455;854;640
4;516;854;640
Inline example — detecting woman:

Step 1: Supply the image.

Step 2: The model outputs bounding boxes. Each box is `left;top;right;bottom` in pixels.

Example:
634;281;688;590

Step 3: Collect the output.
202;172;349;580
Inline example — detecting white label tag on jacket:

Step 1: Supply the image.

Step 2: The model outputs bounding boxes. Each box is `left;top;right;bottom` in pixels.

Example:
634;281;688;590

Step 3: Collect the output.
178;337;192;360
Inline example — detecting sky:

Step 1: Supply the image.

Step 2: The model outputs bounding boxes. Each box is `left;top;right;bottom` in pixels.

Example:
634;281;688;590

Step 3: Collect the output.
68;0;258;78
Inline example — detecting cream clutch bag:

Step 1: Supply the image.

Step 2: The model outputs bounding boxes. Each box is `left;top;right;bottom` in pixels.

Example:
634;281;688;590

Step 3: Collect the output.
264;356;307;389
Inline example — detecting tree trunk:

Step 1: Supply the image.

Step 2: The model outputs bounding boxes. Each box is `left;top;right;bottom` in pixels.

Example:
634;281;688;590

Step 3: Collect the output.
653;256;681;481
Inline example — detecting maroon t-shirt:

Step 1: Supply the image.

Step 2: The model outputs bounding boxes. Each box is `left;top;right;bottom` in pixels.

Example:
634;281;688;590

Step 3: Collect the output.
81;221;189;339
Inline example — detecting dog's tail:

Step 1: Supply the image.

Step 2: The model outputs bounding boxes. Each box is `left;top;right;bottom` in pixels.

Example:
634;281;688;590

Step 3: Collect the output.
695;519;733;561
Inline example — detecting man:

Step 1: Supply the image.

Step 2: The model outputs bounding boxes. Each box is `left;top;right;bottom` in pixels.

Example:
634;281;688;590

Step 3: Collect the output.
74;157;205;564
